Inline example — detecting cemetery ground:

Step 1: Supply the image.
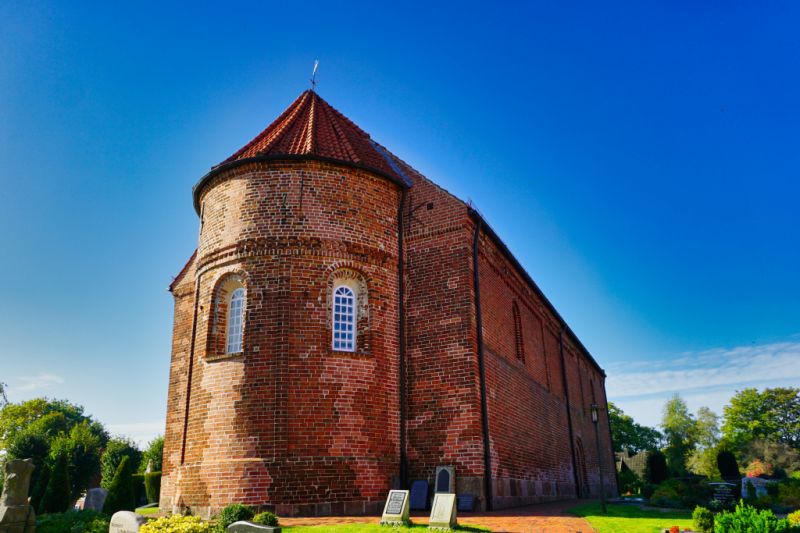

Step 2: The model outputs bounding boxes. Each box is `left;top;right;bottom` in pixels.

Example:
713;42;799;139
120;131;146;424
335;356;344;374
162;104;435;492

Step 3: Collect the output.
567;502;693;533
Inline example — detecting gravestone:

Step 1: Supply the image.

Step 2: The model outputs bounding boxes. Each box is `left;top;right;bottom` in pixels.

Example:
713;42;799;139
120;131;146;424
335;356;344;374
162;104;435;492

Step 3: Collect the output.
83;487;108;512
0;458;36;533
435;466;455;493
380;489;410;526
228;521;281;532
109;511;146;533
708;482;736;506
410;480;429;510
456;494;475;512
429;493;457;530
741;477;774;499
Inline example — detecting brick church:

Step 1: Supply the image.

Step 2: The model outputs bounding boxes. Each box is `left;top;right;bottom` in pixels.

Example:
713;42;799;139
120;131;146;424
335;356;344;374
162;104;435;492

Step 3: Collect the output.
160;90;617;517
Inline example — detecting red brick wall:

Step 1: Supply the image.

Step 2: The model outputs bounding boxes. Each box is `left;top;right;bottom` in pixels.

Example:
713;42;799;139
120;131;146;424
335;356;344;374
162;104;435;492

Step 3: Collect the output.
161;155;616;516
475;224;618;507
161;160;402;517
400;167;487;502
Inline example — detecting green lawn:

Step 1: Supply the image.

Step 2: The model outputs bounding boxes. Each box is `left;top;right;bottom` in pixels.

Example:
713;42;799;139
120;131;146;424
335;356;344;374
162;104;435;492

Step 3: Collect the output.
568;502;693;533
282;524;490;532
135;506;161;515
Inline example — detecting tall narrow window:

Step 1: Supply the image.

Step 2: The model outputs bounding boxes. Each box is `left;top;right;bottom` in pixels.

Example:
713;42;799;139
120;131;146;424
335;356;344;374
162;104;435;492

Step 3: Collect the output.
226;287;245;354
512;301;525;362
332;285;356;352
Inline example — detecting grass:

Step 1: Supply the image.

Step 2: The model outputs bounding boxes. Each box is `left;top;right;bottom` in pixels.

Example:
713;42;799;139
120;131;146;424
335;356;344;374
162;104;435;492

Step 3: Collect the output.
135;506;161;515
568;502;693;533
282;524;490;532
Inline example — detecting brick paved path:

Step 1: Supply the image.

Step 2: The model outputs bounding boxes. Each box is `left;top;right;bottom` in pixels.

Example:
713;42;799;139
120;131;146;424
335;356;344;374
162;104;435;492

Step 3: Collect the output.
280;499;595;532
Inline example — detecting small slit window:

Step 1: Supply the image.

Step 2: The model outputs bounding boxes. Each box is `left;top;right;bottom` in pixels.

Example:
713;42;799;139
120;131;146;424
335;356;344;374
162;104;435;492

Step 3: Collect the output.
332;285;356;352
225;287;245;354
513;301;524;362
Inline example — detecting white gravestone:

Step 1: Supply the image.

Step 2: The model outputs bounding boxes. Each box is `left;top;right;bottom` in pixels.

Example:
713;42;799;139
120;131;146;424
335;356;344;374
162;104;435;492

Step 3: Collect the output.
109;511;146;533
429;492;457;530
380;489;410;526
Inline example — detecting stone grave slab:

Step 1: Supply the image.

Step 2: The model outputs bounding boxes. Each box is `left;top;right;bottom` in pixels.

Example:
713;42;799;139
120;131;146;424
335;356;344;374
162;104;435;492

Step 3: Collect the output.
109;511;146;533
429;492;457;530
0;459;36;533
380;489;410;526
410;480;429;510
435;466;455;493
228;521;281;532
83;487;108;512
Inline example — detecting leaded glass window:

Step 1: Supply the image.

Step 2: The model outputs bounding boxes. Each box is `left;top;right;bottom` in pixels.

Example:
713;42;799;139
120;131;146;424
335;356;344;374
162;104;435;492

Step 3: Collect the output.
332;285;356;352
226;287;245;354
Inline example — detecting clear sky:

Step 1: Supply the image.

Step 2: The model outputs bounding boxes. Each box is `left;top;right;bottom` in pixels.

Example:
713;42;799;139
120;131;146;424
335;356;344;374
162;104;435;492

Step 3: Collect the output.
1;1;798;444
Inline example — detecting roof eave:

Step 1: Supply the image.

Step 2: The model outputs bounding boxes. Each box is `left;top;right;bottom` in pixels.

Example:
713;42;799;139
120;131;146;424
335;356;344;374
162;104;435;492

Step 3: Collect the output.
192;154;410;215
468;208;607;377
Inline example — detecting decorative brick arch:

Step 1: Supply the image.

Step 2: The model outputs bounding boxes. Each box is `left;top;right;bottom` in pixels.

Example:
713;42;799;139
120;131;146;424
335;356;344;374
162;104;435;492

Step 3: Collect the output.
325;266;371;354
206;271;248;359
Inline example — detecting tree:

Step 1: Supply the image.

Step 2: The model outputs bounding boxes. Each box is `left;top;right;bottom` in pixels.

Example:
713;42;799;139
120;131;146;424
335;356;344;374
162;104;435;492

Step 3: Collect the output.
1;398;108;497
0;398;107;449
39;449;72;514
717;449;741;480
661;394;697;475
741;439;800;478
139;435;164;473
695;407;720;450
50;421;105;500
722;388;800;450
608;402;663;453
0;382;7;407
645;449;669;484
103;456;135;514
101;437;142;489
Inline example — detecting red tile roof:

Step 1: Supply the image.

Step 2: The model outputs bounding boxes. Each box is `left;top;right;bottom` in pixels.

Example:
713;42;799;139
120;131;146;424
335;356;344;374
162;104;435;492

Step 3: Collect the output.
216;90;409;185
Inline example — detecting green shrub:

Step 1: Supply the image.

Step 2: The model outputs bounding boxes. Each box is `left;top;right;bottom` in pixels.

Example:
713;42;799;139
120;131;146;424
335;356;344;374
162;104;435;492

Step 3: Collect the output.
145;471;162;503
692;505;714;533
215;503;254;532
30;462;50;512
617;467;643;495
642;483;658;499
645;450;669;485
718;450;741;480
37;509;110;533
252;511;279;527
745;480;757;500
100;437;141;489
39;450;72;514
778;478;800;509
788;509;800;526
714;500;792;532
132;473;146;507
103;456;135;514
140;515;214;533
649;478;712;509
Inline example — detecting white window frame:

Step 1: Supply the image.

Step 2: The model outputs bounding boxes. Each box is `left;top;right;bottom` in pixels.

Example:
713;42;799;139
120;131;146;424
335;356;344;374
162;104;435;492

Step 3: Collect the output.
225;287;245;354
332;284;356;352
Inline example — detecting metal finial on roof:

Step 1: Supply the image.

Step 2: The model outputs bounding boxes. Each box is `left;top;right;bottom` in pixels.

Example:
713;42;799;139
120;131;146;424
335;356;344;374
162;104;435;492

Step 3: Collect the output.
310;60;319;91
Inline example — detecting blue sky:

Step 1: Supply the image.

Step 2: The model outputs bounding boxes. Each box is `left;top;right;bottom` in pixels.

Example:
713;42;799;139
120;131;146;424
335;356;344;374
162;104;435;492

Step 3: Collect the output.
1;1;798;443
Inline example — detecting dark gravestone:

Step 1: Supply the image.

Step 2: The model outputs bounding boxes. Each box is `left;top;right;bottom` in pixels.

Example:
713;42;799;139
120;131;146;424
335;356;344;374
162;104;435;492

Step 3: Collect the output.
410;480;428;510
709;482;737;505
457;494;475;512
436;469;450;493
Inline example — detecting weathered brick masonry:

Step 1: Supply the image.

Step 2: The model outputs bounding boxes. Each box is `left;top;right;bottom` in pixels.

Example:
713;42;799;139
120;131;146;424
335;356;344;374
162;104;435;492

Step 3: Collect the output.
161;90;617;517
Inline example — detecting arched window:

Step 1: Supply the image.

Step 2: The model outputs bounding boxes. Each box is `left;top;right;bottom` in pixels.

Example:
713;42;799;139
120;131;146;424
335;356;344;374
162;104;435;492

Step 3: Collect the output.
226;287;245;354
208;273;246;358
332;285;356;352
512;301;524;362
